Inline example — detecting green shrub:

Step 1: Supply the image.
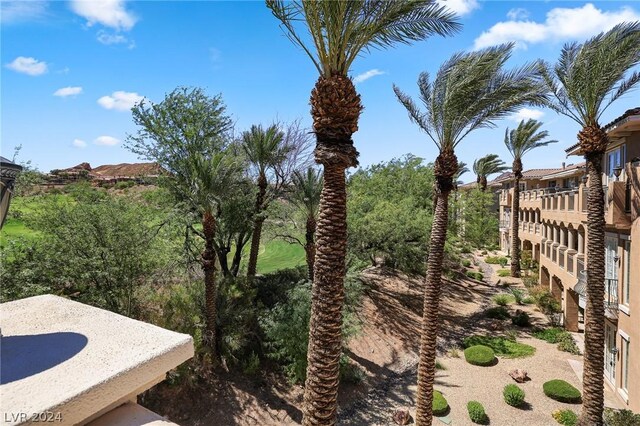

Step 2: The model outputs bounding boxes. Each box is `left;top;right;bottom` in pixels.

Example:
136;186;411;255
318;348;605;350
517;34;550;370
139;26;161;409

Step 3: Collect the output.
433;391;449;416
533;327;566;343
485;256;508;266
521;250;533;270
435;360;447;370
462;259;472;268
493;294;513;306
522;273;539;288
604;408;640;426
463;335;535;358
467;401;488;424
557;334;581;355
481;250;488;255
497;269;511;277
503;384;525;407
511;310;530;327
552;409;578;426
464;345;496;366
498;257;509;267
466;271;484;281
543;380;581;403
114;180;135;190
522;296;535;304
510;288;526;304
485;306;510;320
461;245;472;254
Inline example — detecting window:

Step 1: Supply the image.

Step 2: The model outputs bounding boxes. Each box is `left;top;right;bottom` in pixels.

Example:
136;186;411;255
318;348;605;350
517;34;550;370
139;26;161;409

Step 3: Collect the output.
623;240;631;306
607;146;626;179
621;337;630;392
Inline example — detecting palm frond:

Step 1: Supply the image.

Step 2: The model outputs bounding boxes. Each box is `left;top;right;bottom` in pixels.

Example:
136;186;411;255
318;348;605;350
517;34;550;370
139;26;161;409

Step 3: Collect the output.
504;119;558;161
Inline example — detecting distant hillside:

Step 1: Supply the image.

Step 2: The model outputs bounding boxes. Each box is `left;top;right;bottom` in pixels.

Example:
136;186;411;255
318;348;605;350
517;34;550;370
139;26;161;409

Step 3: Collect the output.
60;162;162;177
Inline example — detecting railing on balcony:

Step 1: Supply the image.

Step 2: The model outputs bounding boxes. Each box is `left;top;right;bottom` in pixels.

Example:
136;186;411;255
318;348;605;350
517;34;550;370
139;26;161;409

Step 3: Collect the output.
500;220;510;229
535;223;541;234
625;180;632;213
567;252;574;275
605;278;619;319
568;191;575;210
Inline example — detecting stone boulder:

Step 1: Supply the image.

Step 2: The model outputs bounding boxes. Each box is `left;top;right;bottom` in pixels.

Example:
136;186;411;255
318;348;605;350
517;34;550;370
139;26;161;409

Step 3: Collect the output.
509;368;529;383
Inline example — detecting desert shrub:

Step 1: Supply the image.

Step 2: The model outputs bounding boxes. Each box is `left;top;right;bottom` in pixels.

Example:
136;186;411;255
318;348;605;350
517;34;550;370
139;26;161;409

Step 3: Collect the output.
511;310;530;327
436;360;447;370
340;358;365;384
522;272;539;288
481;250;488;255
462;259;472;268
498;257;509;267
485;255;500;264
461;245;472;254
543;380;581;403
485;306;510;320
510;288;526;304
447;348;460;358
467;401;488;424
256;266;308;308
497;269;511;277
466;271;484;281
521;249;533;270
464;345;495;366
114;180;136;190
522;296;535;304
604;408;640;426
557;334;580;355
433;391;449;416
552;409;578;426
493;294;513;306
533;327;566;343
503;384;525;407
463;335;535;358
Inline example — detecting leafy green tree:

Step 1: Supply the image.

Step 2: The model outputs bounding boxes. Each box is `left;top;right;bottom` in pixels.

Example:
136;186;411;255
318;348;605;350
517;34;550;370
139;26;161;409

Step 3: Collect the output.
126;87;242;357
539;22;640;425
459;188;499;249
266;2;459;422
472;154;508;191
504;119;557;277
394;44;547;424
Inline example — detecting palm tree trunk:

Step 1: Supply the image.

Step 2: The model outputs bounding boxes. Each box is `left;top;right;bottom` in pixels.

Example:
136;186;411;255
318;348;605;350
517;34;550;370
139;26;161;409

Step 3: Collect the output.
303;163;348;425
415;186;450;425
202;210;218;357
510;177;521;277
580;153;606;426
305;215;316;281
480;176;487;191
247;174;267;277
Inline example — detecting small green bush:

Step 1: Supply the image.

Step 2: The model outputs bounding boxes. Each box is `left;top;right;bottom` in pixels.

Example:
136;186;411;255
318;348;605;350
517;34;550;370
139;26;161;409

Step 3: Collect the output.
533;327;566;343
522;296;535;305
511;310;530;327
435;360;447;370
114;180;135;190
543;380;581;403
463;335;536;358
510;288;526;304
462;259;472;268
493;294;513;306
522;274;539;288
604;408;640;426
498;257;509;267
557;334;581;355
552;409;578;426
485;256;509;266
467;401;488;424
503;384;525;407
481;250;488;255
485;306;510;320
464;345;496;366
466;271;484;281
433;390;449;416
497;269;511;277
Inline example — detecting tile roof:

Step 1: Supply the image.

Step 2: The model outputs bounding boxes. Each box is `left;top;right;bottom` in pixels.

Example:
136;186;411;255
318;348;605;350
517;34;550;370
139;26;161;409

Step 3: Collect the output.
565;107;640;154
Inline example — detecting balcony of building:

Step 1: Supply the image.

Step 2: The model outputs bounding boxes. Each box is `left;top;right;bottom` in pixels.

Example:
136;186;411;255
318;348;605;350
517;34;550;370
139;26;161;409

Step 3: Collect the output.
573;272;619;321
540;185;586;227
499;188;513;207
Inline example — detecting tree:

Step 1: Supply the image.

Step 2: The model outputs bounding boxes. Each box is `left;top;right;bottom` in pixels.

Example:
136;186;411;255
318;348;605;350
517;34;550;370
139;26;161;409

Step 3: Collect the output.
126;87;242;357
394;44;547;424
243;124;287;277
539;22;640;425
472;154;508;191
504;119;557;277
288;167;323;281
266;1;459;423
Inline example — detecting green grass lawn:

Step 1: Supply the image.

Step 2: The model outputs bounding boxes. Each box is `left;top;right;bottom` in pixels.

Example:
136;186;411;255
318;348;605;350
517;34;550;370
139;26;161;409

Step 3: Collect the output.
256;240;305;274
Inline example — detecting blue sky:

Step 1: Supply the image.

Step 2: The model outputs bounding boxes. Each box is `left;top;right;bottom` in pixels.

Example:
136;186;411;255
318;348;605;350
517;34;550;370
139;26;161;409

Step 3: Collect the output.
2;1;639;183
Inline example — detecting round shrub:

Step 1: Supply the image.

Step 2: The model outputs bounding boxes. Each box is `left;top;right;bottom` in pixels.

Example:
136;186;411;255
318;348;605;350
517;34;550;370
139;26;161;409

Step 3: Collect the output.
485;306;510;320
493;294;512;306
511;310;530;327
543;380;581;403
467;401;487;424
552;409;578;426
464;345;496;366
433;390;449;416
503;384;525;407
466;271;484;281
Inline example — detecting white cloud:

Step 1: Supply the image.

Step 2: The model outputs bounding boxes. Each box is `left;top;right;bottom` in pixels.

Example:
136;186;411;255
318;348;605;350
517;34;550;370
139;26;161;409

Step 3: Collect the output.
511;108;544;122
353;69;386;84
54;86;83;97
72;139;87;148
1;1;48;23
70;0;136;31
437;0;479;17
97;30;126;44
97;91;144;111
507;8;529;21
474;3;640;50
94;136;120;146
5;56;48;76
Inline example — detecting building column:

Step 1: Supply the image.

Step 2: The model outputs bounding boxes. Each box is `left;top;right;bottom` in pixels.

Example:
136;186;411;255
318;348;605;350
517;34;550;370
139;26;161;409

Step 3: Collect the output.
560;228;566;246
568;230;575;251
578;231;584;254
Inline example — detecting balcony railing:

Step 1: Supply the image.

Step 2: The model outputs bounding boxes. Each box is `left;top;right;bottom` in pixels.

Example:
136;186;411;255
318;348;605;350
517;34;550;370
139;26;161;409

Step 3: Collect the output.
605;278;618;308
500;220;510;229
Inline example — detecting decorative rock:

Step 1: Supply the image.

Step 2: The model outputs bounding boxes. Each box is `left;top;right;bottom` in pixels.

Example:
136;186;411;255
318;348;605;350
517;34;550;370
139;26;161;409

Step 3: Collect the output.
509;368;529;383
393;408;411;425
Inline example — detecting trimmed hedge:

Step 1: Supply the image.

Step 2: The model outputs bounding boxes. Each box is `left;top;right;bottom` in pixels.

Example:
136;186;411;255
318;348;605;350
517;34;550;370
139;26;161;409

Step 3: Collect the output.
433;390;449;416
467;401;488;424
464;345;496;366
503;384;525;407
463;335;536;358
543;380;581;403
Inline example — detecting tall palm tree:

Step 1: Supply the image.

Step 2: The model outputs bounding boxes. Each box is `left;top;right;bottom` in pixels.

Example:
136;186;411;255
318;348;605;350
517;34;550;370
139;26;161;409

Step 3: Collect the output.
266;2;460;423
473;154;509;191
242;124;287;277
504;119;557;277
394;44;547;425
540;22;640;426
289;167;323;281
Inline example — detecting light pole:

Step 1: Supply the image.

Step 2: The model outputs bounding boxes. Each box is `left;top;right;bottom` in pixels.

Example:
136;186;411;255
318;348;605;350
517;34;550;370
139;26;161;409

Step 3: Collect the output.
0;156;23;229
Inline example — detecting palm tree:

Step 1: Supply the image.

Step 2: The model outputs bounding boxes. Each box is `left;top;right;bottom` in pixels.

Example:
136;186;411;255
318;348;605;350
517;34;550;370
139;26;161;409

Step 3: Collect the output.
473;154;509;191
540;22;640;426
394;44;547;425
289;167;323;281
504;119;557;277
242;124;287;277
266;2;460;423
454;161;469;188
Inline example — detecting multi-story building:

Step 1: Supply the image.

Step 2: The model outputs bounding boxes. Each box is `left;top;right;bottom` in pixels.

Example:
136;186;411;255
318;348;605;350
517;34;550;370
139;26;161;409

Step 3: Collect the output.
497;107;640;412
